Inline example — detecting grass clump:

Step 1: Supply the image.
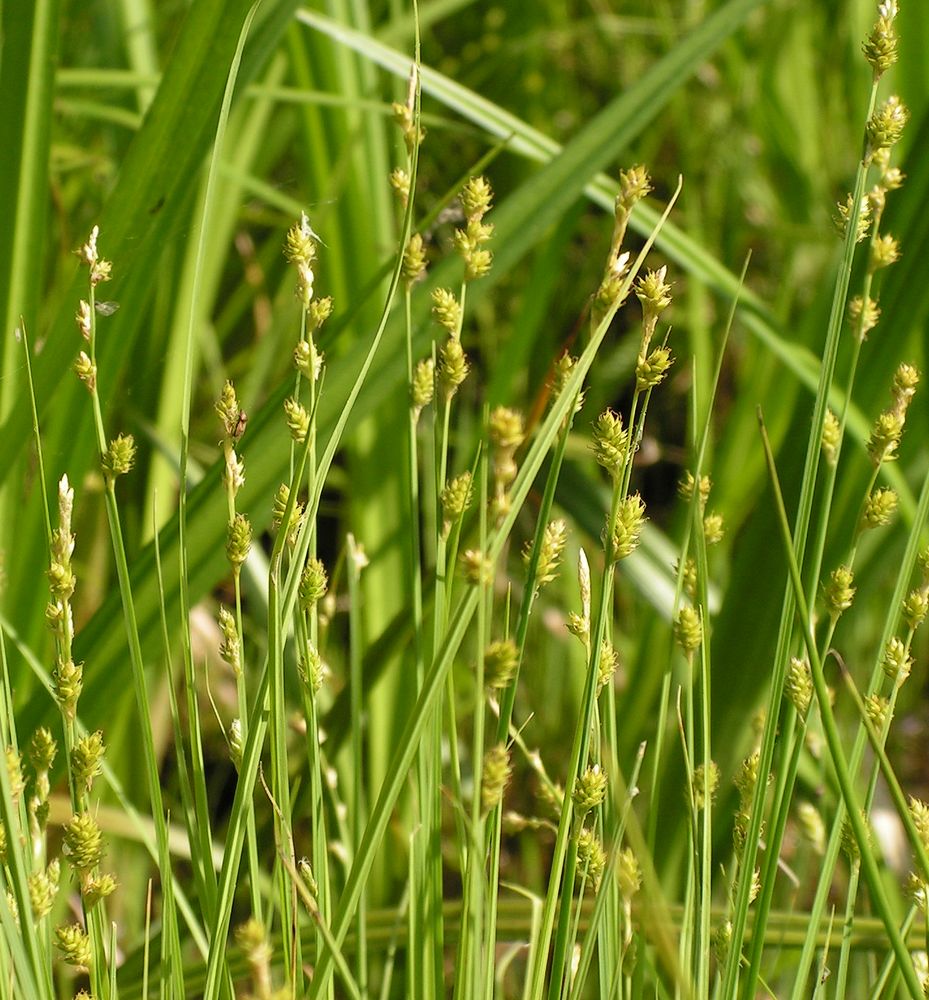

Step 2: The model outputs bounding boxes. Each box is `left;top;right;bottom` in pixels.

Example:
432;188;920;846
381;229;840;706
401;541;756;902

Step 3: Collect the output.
1;0;929;997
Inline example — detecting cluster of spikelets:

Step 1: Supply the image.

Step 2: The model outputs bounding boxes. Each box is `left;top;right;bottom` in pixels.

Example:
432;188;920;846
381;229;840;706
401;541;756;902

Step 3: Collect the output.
451;162;674;935
703;2;929;975
0;227;134;996
16;3;922;996
267;79;668;987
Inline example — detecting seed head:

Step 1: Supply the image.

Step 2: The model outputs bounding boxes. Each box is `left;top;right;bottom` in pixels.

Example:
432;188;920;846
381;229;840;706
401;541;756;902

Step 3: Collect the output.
796;801;826;855
431;288;461;336
308;295;333;333
848;295;880;339
53;658;83;720
609;493;647;561
841;811;872;861
461;548;493;586
861;487;898;530
577;828;606;890
869;233;901;272
218;606;240;674
63;812;103;873
635;266;672;321
271;483;303;538
735;750;761;805
863;2;899;76
824;565;855;618
693;761;719;810
72;731;105;794
83;872;117;909
295;261;314;308
910;797;929;852
484;639;519;691
29;727;57;776
616;845;642;899
866;95;908;152
77;227;98;267
867;409;904;466
392;98;424;153
883;166;906;192
527;519;567;588
834;193;871;243
283;213;318;267
881;636;912;684
226;513;252;570
300;643;325;695
47;559;75;604
298;857;318;901
222;448;245;496
617;165;651;211
454;219;494;281
102;433;136;482
236;917;273;998
573;764;607;815
893;363;919;412
703;511;725;546
283;397;310;444
489;406;525;452
401;233;427;287
674;605;703;654
597;642;619;693
4;748;24;802
551;354;584;418
74;351;96;391
566;611;588;641
298;557;328;611
906;872;928;913
438;338;469;398
411;358;435;417
785;657;813;715
678;471;711;508
460;175;493;221
76;300;92;341
441;471;473;524
903;590;929;631
821;409;841;465
591;409;628;480
229;718;243;769
480;744;511;813
215;381;241;438
865;692;890;730
920;546;929;582
592;261;631;327
29;860;60;921
55;923;92;969
76;225;112;286
293;339;324;383
678;556;698;600
389;167;410;206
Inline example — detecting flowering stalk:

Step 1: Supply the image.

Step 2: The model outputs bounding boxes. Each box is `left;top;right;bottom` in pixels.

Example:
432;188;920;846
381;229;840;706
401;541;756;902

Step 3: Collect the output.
722;5;904;993
214;380;262;919
74;226;185;996
739;13;912;988
537;167;667;1000
757;414;924;999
